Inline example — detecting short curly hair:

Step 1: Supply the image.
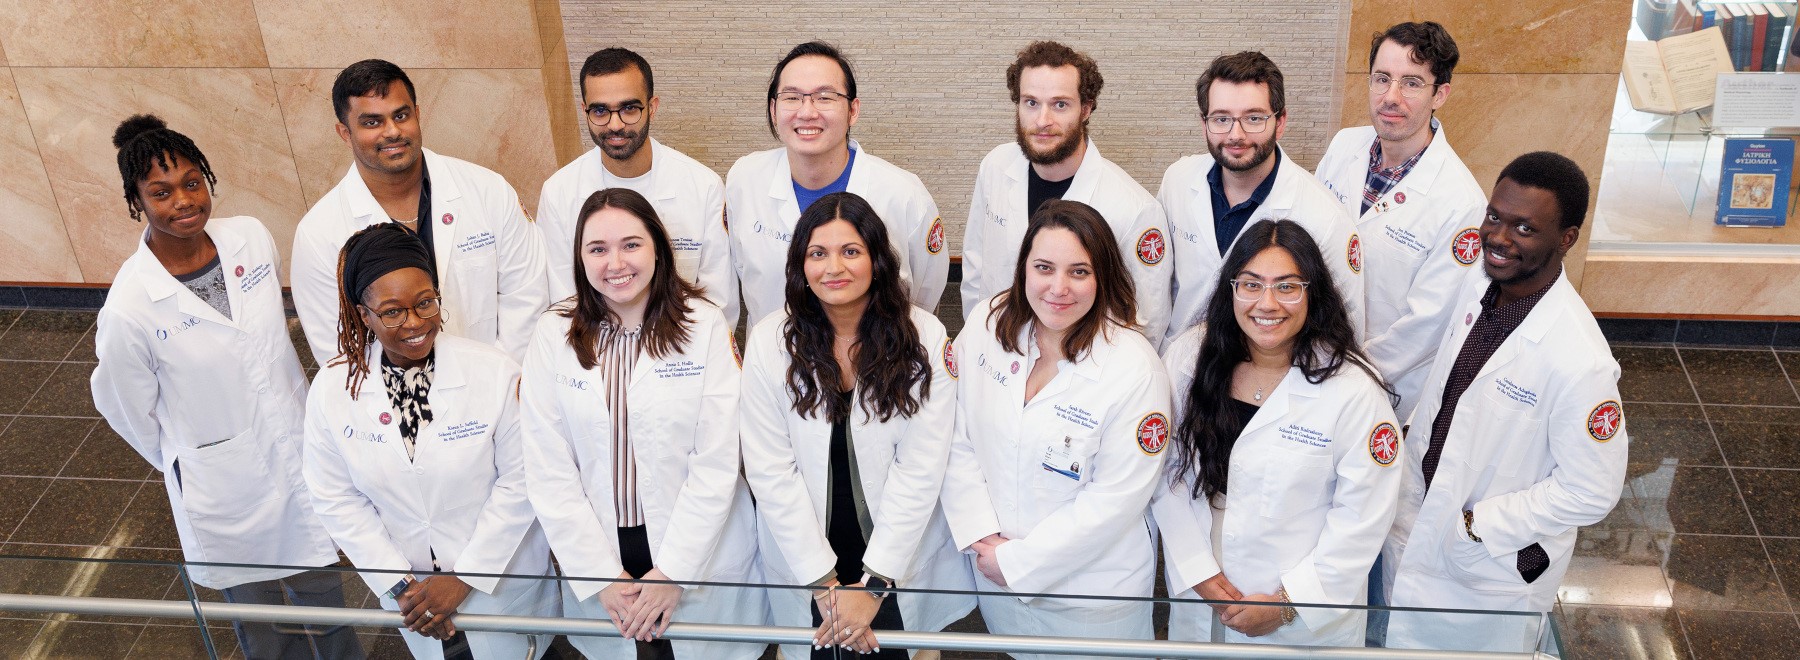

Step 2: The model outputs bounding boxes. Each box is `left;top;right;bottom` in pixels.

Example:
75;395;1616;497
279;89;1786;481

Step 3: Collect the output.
1369;21;1460;86
1006;41;1103;108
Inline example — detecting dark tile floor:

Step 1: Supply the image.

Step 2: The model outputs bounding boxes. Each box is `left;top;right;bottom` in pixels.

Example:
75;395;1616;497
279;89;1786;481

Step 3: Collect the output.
5;305;1799;658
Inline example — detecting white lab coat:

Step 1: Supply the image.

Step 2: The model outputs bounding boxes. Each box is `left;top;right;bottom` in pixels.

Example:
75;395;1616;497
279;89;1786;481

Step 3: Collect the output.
960;141;1172;341
1151;324;1401;647
535;139;737;323
740;307;975;659
519;300;763;660
724;142;949;325
292;148;548;366
303;334;555;660
940;297;1170;655
1315;124;1488;420
1159;149;1364;346
1381;272;1628;652
91;216;337;590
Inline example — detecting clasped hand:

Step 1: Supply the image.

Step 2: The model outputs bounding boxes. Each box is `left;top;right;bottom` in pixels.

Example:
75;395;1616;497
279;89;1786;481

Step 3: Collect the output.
397;575;473;640
972;533;1010;587
1198;573;1287;637
599;568;684;642
812;579;884;654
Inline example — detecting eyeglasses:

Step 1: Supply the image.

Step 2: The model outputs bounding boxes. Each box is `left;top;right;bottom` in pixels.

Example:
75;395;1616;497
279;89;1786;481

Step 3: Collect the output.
1368;73;1437;99
585;103;645;126
364;297;442;329
1231;279;1308;304
1204;114;1275;134
773;90;850;111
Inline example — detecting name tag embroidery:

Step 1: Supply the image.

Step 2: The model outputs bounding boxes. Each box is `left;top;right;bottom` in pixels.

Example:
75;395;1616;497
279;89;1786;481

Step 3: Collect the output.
456;231;497;253
1279;424;1330;448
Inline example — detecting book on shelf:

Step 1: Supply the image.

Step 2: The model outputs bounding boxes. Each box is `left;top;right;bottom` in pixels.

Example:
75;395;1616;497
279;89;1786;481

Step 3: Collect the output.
1716;137;1792;226
1640;0;1680;39
1767;3;1791;71
1623;27;1736;113
1749;4;1769;70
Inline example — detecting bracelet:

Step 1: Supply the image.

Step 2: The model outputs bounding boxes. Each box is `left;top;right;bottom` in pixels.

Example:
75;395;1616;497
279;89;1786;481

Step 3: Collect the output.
1275;586;1297;626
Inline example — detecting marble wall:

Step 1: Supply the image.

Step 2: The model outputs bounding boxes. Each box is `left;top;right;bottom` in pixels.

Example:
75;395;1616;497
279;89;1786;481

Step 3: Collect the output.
1338;1;1633;287
0;0;561;285
0;0;1641;290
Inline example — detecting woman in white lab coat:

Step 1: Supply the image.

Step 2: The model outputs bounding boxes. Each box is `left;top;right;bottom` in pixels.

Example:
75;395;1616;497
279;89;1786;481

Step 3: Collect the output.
90;115;361;659
303;223;555;659
1153;219;1402;647
519;188;763;660
741;191;973;659
941;200;1172;660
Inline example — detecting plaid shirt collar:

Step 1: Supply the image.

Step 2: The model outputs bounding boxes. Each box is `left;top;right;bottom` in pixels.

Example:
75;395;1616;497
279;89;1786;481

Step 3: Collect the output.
1362;118;1436;213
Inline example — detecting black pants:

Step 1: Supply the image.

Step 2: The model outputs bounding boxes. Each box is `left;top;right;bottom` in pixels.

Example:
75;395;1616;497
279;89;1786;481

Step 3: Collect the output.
618;525;676;660
809;587;906;659
219;571;364;660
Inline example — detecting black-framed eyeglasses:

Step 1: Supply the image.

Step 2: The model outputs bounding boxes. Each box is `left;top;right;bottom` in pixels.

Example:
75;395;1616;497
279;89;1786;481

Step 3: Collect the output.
1230;279;1309;304
363;297;442;329
585;103;645;126
773;90;850;110
1368;73;1437;99
1204;114;1275;134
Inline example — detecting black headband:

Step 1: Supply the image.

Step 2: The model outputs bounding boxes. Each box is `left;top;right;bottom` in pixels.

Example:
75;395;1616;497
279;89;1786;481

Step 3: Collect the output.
340;223;437;304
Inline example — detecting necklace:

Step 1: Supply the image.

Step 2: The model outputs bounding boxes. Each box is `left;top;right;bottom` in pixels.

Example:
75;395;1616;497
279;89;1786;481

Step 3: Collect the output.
1247;365;1285;402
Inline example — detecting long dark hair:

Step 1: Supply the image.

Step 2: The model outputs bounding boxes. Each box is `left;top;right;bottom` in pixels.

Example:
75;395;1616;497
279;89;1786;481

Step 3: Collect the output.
783;192;930;423
561;188;704;368
987;200;1137;362
1170;219;1389;502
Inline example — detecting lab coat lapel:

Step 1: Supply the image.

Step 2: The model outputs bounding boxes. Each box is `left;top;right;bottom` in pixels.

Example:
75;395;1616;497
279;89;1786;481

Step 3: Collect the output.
1472;272;1569;382
211;224;250;331
423;150;459;285
1239;366;1304;438
767;148;802;221
135;226;237;330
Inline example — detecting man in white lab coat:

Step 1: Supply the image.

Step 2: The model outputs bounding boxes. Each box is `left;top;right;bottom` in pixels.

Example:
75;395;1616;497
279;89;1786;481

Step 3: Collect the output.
726;41;948;326
961;40;1171;341
536;48;736;321
1380;152;1628;652
1315;22;1487;420
1160;51;1363;346
292;59;547;366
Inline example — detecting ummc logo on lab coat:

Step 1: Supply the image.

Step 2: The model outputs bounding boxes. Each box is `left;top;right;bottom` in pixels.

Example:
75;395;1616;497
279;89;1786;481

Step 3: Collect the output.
343;426;387;443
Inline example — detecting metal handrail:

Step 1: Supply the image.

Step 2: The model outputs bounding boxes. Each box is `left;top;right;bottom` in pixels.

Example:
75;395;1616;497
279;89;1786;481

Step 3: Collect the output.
0;592;1554;659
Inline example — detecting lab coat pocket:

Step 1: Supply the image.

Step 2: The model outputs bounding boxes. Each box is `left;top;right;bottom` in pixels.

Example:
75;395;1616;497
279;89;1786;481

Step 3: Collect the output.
1031;433;1095;498
674;253;701;284
173;428;280;519
1259;447;1333;519
450;258;499;335
1441;523;1525;591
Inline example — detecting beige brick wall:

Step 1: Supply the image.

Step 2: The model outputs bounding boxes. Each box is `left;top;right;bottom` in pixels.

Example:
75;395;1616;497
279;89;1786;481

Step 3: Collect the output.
558;2;1352;256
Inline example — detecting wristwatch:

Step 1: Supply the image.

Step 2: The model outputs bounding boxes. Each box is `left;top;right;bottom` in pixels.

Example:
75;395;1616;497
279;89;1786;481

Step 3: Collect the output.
861;574;893;599
383;574;418;600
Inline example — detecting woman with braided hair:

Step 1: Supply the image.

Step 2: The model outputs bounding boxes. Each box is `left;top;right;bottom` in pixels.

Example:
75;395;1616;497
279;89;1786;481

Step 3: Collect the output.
301;223;557;659
91;114;364;659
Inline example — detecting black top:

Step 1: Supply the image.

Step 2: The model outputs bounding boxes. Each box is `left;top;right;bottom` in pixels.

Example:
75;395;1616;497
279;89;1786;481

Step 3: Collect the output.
826;389;865;583
1226;398;1261;444
1206;148;1281;256
400;161;436;265
1027;165;1076;220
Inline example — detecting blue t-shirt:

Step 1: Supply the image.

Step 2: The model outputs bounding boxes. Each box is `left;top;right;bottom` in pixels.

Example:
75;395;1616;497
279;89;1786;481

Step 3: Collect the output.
794;148;857;216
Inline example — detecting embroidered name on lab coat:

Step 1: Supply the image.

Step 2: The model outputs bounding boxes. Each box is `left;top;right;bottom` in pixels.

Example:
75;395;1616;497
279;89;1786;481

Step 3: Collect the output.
237;264;273;293
438;420;489;442
456;231;497;253
1052;404;1100;430
1495;378;1539;407
1279;424;1330;448
654;360;704;379
671;236;703;253
1381;225;1428;254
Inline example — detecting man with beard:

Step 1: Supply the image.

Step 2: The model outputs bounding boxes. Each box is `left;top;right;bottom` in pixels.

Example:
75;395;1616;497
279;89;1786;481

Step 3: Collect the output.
960;41;1171;342
292;59;547;365
537;48;736;321
726;41;947;326
1315;22;1487;420
1159;51;1362;346
1379;152;1626;652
